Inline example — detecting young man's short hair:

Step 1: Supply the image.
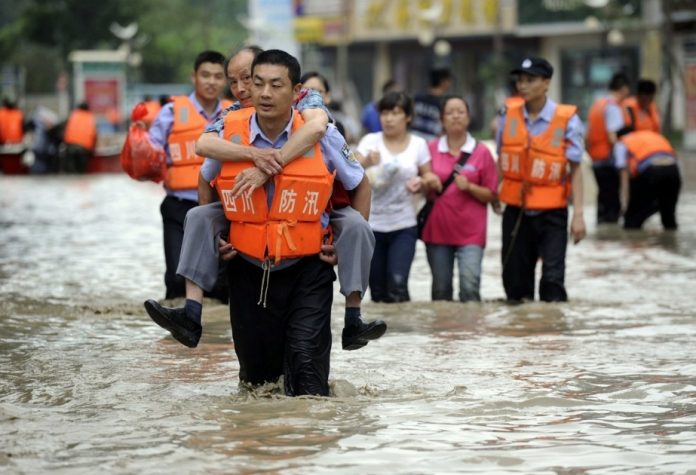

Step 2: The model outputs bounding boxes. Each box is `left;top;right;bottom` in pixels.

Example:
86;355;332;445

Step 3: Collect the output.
251;49;301;86
194;50;225;71
429;68;452;88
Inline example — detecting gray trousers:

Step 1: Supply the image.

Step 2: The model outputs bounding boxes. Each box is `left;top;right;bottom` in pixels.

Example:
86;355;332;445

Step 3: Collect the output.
177;203;374;298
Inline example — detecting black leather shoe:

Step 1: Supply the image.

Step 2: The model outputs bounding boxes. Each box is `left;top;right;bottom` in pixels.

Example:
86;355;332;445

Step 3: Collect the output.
342;319;387;351
144;299;202;348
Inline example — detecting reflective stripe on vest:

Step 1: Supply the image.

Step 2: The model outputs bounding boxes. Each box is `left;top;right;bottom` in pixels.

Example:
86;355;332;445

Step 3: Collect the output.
621;130;675;177
165;96;208;190
215;108;334;264
622;97;661;133
499;101;576;210
63;109;97;151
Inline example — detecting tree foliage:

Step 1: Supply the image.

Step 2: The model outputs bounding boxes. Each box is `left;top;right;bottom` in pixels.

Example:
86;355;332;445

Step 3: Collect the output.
0;0;248;91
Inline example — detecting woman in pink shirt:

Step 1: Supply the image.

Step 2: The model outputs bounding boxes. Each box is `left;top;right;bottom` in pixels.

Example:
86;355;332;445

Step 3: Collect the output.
421;95;498;301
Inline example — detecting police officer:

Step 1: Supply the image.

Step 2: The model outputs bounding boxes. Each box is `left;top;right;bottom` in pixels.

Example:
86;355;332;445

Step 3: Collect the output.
496;57;586;302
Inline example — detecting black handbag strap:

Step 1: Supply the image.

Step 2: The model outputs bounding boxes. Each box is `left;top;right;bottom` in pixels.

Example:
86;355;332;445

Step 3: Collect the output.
436;146;473;196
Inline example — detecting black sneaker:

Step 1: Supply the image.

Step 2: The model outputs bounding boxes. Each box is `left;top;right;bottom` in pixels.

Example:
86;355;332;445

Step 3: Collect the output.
341;319;387;351
144;299;202;348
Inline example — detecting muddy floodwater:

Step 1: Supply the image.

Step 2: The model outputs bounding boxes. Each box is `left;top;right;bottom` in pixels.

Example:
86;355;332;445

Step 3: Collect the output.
1;161;696;473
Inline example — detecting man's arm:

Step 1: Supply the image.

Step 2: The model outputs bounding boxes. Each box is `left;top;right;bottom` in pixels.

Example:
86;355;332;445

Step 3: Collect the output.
279;108;328;166
195;108;328;171
198;171;216;205
348;175;371;220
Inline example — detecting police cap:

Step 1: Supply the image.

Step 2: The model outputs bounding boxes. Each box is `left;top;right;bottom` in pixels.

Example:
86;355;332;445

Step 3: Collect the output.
510;57;553;79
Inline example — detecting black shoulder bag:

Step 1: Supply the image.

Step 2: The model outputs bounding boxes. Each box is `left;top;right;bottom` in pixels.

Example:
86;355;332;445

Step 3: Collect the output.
417;148;473;240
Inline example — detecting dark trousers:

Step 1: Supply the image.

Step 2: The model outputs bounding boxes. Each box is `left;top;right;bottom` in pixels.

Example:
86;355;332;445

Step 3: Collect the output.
624;164;681;230
369;226;418;303
160;196;198;299
227;256;335;397
593;165;621;224
61;144;90;174
501;206;568;302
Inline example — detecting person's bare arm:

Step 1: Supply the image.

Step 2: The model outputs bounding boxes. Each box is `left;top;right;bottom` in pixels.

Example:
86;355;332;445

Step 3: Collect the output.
569;161;586;244
454;175;497;203
347;175;372;220
196;131;282;175
619;167;629;215
197;171;216;205
278;108;328;165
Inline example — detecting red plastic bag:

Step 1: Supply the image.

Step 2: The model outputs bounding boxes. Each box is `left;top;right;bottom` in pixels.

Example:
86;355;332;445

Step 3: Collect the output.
120;102;166;183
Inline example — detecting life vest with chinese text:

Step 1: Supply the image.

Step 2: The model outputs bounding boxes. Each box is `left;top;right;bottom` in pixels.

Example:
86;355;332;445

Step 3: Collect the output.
215;108;334;264
165;96;208;190
499;98;576;210
63;109;97;151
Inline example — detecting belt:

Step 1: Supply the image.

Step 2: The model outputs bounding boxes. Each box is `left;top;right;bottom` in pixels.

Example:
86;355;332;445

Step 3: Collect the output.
649;156;676;166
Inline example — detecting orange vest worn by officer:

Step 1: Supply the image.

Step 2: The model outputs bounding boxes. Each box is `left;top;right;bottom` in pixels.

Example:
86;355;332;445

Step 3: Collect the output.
215;108;334;265
621;130;675;178
586;97;616;161
142;100;161;128
165;96;209;190
63;109;97;151
622;97;660;133
499;98;577;210
0;107;24;144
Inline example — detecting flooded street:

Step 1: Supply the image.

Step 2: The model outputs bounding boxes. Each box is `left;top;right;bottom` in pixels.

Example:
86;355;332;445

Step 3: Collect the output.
2;164;696;473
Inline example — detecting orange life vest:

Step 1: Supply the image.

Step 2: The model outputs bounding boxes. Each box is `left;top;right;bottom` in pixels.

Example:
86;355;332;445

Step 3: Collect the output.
499;99;576;210
586;97;617;161
622;97;661;133
621;130;675;177
63;109;97;151
215;108;334;264
165;96;209;190
0;108;24;144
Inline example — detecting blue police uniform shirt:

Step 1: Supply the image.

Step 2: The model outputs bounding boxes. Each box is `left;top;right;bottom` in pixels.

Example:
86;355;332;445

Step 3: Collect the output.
495;97;585;163
148;92;226;202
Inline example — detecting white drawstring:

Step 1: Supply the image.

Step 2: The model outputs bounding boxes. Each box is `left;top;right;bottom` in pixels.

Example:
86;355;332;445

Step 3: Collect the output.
257;259;271;308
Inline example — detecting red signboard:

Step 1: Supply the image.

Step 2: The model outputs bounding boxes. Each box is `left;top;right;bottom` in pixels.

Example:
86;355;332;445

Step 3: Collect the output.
84;79;119;114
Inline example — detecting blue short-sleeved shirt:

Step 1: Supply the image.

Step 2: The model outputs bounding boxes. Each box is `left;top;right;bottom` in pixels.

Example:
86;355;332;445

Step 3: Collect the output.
148;92;227;202
495;98;585;163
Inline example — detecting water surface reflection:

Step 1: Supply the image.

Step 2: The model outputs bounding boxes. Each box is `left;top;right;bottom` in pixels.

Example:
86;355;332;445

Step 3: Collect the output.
1;174;695;473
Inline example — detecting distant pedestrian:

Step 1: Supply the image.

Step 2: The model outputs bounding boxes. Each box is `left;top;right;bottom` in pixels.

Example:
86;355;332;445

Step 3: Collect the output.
421;95;498;302
411;68;453;141
615;130;680;230
62;102;97;173
586;72;631;224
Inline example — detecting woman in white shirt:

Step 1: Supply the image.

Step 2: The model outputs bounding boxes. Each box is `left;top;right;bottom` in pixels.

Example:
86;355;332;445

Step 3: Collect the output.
357;91;439;302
